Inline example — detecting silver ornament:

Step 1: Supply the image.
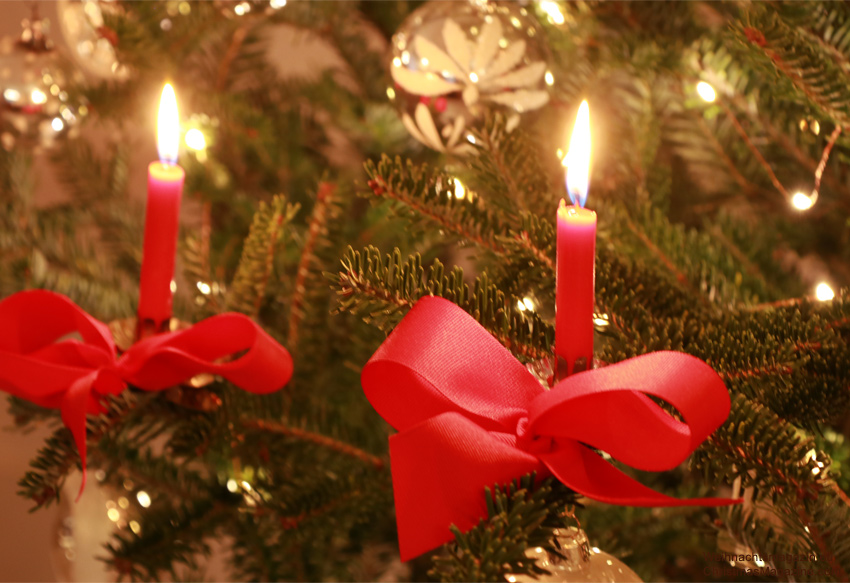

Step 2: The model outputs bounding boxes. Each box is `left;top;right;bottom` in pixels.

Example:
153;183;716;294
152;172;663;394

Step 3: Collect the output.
389;0;553;154
0;7;88;150
56;0;130;81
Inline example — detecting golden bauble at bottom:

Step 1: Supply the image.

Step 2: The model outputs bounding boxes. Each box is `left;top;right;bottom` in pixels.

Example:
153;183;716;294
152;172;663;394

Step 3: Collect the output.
510;528;642;583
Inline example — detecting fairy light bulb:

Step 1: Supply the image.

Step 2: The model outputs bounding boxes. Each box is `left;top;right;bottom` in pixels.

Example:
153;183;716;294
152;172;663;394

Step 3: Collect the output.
696;81;716;102
791;191;815;211
815;282;835;301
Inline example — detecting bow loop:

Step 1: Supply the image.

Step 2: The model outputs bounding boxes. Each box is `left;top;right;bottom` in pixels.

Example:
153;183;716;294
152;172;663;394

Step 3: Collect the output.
361;296;738;560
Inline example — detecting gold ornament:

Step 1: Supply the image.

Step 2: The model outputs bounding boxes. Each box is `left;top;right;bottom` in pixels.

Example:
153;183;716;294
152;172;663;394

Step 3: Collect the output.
511;528;642;583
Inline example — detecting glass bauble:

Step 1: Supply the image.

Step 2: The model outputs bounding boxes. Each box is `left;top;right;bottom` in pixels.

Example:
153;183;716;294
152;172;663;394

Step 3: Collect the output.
0;9;88;150
389;0;552;154
510;528;643;583
56;0;130;81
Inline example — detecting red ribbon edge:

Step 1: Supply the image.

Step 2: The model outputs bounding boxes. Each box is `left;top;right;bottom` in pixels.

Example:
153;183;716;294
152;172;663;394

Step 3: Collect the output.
0;289;293;497
362;296;740;560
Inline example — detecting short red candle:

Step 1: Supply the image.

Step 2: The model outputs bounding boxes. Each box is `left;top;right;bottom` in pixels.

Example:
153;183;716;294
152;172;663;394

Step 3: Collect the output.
556;201;596;376
555;100;596;378
138;84;184;333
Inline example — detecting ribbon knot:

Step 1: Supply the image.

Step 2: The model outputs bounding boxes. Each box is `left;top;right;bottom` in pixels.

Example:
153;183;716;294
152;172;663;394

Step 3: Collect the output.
0;290;293;496
514;417;553;455
362;296;738;560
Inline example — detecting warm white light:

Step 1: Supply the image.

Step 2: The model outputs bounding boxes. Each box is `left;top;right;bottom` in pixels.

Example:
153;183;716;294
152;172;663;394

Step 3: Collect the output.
170;280;177;293
386;87;396;100
696;81;716;102
51;117;64;132
517;300;526;312
3;88;20;102
136;490;151;508
540;0;565;25
197;281;211;295
754;557;765;568
791;191;815;211
815;282;835;302
564;100;590;207
453;178;466;200
544;71;554;86
107;508;120;522
226;479;239;493
269;0;286;8
30;88;47;105
129;521;141;534
157;83;180;165
469;72;479;83
522;296;536;311
184;128;206;151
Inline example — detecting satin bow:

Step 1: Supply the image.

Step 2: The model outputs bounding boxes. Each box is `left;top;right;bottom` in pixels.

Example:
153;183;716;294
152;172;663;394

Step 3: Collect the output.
362;296;737;560
0;290;293;494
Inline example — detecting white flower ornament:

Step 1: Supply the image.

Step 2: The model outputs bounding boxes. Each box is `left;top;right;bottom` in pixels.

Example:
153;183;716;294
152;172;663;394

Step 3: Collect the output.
391;18;550;113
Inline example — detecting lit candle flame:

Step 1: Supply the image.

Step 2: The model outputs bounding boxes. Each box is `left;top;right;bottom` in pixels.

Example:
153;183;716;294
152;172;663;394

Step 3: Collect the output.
157;83;180;165
564;100;590;207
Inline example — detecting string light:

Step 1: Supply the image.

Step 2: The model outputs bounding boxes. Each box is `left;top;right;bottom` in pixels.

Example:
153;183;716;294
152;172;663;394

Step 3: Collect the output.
452;178;466;200
544;71;555;86
791;191;815;211
184;128;206;151
539;0;565;25
815;282;835;301
136;490;151;508
30;89;47;104
196;281;211;295
270;0;287;8
696;81;716;102
226;479;239;493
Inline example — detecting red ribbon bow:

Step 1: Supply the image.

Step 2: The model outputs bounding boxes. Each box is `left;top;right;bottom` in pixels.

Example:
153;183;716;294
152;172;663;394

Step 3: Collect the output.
362;296;738;560
0;290;293;494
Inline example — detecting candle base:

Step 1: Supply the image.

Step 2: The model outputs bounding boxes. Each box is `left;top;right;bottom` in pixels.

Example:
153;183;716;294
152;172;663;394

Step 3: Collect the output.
109;317;216;389
551;355;591;385
135;316;172;342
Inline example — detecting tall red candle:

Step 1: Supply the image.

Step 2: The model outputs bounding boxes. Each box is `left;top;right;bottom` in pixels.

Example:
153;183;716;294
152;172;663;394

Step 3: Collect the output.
555;101;596;378
138;84;184;336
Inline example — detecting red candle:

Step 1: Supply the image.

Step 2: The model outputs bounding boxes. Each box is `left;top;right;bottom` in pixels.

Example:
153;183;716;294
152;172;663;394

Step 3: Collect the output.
555;101;596;378
138;84;184;336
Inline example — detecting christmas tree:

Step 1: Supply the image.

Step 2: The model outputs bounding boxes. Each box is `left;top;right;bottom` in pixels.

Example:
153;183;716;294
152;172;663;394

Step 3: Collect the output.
1;1;850;581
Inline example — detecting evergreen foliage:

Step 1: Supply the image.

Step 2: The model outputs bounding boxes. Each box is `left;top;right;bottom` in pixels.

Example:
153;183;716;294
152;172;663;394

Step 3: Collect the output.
2;1;850;581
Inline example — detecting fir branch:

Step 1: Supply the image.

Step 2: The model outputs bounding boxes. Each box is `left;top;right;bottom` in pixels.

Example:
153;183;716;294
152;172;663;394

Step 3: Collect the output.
226;195;298;318
365;156;509;255
467;113;553;215
694;394;827;501
242;419;384;471
334;246;554;362
18;393;142;508
288;182;335;348
429;475;578;582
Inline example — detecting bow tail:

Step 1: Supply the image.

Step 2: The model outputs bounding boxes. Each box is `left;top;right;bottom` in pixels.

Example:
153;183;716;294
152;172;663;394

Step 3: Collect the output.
389;412;544;561
60;372;98;500
539;442;738;507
